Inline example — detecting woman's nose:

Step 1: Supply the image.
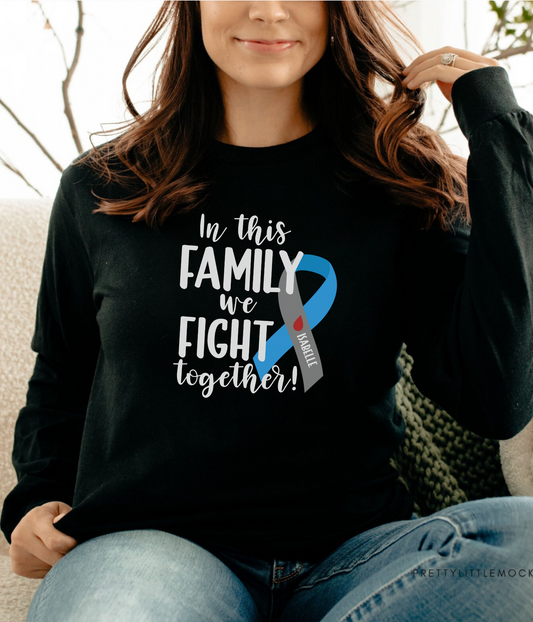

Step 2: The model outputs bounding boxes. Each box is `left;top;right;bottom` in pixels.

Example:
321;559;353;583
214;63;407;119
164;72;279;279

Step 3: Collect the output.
247;1;291;25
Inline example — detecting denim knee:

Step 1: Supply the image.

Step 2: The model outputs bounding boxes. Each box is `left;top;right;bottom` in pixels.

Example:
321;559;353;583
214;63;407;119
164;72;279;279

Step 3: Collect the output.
26;529;262;622
434;496;533;536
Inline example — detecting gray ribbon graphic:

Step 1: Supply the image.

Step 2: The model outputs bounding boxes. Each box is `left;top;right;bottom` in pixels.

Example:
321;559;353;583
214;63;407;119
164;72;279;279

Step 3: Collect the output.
278;269;323;392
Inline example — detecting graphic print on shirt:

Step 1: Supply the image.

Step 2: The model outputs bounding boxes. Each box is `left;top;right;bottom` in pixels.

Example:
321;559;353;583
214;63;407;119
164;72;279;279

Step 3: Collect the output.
175;213;337;397
254;254;337;392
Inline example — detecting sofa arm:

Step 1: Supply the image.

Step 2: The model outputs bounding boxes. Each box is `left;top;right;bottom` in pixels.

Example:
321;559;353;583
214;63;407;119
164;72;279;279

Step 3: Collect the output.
0;198;53;557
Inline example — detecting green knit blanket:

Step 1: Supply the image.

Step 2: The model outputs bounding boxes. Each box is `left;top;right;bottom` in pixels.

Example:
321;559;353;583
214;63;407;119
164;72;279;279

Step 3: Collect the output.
391;343;510;517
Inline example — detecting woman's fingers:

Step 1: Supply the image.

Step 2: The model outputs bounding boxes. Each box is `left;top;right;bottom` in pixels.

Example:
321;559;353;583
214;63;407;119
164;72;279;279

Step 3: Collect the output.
9;502;78;578
36;503;79;553
403;55;486;81
9;541;54;579
404;63;467;89
400;46;500;101
403;46;499;73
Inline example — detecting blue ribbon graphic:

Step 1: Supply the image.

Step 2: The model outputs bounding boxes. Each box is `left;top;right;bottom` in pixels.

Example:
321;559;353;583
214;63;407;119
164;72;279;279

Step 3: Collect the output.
253;254;337;380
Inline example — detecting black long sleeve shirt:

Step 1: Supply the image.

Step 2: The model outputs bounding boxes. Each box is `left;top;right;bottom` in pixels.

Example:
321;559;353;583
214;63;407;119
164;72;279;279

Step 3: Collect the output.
2;65;533;561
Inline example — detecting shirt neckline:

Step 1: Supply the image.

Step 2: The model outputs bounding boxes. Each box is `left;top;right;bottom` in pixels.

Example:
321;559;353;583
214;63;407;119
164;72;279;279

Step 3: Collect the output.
209;122;324;165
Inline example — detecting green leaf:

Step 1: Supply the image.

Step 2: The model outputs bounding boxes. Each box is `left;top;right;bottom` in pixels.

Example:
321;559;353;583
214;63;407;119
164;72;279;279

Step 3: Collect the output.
513;5;533;23
489;0;505;19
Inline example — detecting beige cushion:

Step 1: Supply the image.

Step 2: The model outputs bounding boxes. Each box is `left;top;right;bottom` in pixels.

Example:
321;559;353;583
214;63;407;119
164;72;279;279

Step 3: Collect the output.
0;199;51;619
0;555;41;622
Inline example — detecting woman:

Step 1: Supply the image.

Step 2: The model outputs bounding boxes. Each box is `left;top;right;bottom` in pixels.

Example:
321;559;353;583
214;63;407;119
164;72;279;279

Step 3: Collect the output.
3;1;533;620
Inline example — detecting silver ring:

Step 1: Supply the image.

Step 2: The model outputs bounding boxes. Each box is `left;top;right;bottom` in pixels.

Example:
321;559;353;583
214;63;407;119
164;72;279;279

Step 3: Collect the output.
441;52;457;67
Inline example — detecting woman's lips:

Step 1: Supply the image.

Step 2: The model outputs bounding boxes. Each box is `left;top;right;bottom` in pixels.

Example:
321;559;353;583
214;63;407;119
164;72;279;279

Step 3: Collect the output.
236;39;298;53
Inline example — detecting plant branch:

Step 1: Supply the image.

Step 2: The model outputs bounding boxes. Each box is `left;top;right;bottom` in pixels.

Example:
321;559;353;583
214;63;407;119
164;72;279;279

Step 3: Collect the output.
0;152;43;196
37;1;69;72
438;124;460;135
62;1;85;154
482;1;509;54
0;98;63;172
494;40;533;58
436;103;453;134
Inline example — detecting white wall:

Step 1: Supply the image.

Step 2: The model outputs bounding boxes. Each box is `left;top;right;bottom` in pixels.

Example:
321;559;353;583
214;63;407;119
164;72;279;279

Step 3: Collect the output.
1;0;532;199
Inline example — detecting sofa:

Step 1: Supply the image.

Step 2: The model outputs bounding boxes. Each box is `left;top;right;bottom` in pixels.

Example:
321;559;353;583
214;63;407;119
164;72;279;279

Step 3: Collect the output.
0;197;528;621
1;199;56;621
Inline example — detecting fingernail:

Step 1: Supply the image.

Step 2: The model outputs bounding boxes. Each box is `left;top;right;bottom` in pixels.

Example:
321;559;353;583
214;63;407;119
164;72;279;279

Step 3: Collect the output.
53;513;66;524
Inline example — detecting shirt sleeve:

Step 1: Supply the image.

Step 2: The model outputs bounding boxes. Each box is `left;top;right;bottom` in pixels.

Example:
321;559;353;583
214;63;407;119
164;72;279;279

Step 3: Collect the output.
0;172;100;544
398;65;533;441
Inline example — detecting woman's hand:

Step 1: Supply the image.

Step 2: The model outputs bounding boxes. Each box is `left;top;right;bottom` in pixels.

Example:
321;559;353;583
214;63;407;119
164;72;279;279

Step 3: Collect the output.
9;501;78;579
401;46;500;104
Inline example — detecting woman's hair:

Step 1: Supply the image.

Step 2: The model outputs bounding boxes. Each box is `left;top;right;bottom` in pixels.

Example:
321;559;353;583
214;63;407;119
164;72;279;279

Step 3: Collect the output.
75;0;470;233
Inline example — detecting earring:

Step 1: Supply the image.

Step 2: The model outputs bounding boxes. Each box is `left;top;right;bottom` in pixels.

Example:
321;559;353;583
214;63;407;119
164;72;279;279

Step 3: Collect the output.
330;35;334;47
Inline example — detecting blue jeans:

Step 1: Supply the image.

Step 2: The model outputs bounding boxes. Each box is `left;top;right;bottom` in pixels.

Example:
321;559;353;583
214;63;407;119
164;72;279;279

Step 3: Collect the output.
26;496;533;622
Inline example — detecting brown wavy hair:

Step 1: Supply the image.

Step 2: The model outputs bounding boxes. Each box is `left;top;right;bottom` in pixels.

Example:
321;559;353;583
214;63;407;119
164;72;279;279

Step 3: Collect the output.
74;0;470;233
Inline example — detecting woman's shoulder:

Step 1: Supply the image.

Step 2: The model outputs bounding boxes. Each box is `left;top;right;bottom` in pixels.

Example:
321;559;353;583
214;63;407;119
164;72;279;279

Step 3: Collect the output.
61;136;137;202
